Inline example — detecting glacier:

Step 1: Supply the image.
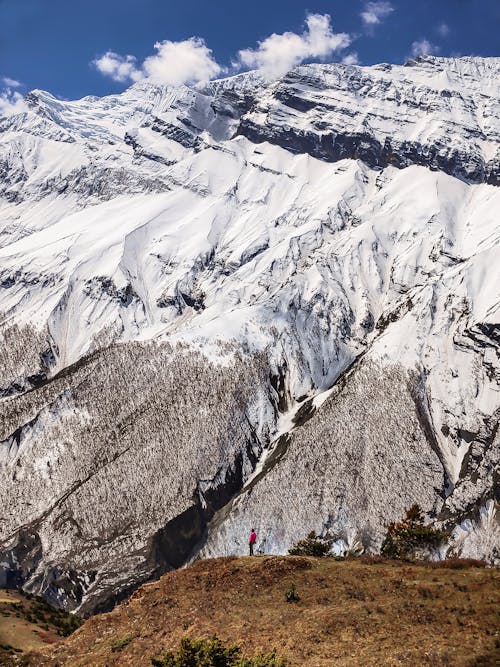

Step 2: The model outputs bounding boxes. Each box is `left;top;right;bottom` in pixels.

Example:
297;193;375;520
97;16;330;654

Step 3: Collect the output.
0;55;498;613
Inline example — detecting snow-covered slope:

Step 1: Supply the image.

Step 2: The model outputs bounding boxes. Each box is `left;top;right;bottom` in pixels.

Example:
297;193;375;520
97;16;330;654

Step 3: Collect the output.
0;56;499;612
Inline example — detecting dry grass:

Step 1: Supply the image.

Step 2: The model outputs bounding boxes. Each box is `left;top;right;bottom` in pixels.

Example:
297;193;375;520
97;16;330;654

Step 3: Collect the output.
0;589;80;665
19;556;500;667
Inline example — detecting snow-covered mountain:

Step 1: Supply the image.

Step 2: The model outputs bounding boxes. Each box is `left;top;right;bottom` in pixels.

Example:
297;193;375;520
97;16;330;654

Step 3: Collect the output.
0;55;499;613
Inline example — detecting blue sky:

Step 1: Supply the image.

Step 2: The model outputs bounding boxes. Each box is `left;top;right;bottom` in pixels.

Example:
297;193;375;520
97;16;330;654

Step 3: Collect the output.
0;0;499;101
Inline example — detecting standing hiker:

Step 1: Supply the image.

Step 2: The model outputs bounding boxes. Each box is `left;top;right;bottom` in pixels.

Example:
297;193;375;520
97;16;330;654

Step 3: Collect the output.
249;528;257;555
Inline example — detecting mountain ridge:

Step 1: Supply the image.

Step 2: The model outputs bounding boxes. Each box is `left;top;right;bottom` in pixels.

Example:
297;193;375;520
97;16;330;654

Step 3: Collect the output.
0;55;498;613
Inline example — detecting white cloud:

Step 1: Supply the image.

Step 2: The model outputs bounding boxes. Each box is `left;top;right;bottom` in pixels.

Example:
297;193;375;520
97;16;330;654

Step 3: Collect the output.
93;38;221;87
92;51;142;83
2;77;21;88
143;38;222;86
0;87;27;117
342;52;360;66
360;2;394;27
437;23;450;37
411;39;440;57
236;13;351;80
94;16;350;87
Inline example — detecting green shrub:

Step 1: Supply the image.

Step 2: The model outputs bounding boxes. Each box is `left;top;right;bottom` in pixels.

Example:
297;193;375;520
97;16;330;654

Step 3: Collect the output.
111;635;134;652
151;636;286;666
284;583;300;603
57;614;83;636
381;504;448;560
288;531;332;557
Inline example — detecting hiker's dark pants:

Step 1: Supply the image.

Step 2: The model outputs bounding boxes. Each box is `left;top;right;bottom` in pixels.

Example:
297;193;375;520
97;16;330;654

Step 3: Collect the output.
249;543;254;556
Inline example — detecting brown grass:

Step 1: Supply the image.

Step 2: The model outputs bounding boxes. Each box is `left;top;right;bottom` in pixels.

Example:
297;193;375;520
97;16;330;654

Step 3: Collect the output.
0;590;61;665
19;556;500;667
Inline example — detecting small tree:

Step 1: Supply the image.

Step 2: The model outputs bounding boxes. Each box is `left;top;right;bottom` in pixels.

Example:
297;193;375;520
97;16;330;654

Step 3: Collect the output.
381;504;448;560
288;531;332;557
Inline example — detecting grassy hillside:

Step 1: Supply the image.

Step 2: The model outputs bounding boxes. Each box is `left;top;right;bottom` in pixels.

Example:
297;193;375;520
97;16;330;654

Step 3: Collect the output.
0;589;81;665
15;556;500;666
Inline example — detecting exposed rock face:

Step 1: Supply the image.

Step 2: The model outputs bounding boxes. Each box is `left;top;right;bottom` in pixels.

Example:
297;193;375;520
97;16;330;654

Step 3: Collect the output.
201;361;446;558
236;57;500;184
0;56;498;612
0;341;273;613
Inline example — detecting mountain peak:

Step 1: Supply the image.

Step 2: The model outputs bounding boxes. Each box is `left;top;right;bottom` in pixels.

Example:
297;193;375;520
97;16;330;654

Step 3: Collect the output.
0;55;498;614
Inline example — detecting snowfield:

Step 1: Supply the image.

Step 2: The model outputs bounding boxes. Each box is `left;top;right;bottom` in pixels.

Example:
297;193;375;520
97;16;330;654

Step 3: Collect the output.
0;55;498;612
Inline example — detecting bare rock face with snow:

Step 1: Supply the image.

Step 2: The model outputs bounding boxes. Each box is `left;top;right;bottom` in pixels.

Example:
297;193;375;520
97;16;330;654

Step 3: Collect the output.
0;56;499;612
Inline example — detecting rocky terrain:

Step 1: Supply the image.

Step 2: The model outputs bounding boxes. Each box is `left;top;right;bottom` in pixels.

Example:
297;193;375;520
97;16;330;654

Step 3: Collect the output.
0;55;499;613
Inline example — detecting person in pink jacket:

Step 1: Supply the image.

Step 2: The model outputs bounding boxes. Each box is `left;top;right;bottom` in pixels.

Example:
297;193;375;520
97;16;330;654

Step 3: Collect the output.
248;528;257;556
